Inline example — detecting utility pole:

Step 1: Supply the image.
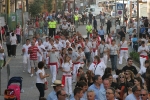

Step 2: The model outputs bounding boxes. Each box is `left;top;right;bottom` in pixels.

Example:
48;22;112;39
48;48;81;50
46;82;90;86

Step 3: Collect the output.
21;0;24;45
26;0;28;12
123;0;124;25
137;0;139;41
74;0;75;13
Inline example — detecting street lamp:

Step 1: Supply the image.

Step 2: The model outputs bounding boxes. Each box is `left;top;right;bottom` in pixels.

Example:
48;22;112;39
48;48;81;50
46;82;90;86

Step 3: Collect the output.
74;0;75;13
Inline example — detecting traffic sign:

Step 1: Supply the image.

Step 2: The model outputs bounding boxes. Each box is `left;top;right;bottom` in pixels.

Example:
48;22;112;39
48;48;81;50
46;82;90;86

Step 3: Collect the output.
118;10;122;15
117;3;124;10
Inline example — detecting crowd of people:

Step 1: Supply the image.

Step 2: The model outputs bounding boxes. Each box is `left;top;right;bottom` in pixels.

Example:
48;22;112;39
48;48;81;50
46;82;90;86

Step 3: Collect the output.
1;10;150;100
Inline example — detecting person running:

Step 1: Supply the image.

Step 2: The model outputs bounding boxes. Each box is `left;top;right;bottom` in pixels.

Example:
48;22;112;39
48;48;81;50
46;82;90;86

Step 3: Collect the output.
22;39;31;73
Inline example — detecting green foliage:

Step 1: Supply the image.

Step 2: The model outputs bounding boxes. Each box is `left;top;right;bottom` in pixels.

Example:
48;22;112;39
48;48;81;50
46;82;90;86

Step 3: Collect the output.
130;52;140;62
47;0;53;13
29;0;44;17
58;0;62;10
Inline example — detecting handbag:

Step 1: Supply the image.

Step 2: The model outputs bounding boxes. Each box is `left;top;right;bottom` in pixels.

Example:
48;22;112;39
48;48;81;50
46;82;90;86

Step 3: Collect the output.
100;45;105;58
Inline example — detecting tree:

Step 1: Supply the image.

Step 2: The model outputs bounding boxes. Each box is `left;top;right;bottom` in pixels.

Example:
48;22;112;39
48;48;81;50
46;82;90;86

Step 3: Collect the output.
57;0;62;10
29;0;44;17
47;0;52;13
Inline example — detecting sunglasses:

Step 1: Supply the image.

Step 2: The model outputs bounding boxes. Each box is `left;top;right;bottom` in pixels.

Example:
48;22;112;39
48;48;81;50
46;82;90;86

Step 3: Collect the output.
120;77;124;78
140;94;146;96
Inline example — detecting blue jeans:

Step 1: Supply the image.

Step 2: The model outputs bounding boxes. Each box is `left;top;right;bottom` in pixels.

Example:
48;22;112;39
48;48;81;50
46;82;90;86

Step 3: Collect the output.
110;55;117;70
44;27;47;35
16;35;21;44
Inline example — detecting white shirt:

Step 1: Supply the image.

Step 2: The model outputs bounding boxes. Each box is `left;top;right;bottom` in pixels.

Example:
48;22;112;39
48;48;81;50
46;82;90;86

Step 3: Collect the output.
10;36;17;45
89;62;106;76
84;42;92;52
37;44;45;56
36;69;45;83
22;44;31;56
62;62;72;75
120;41;128;48
138;46;149;56
68;52;79;62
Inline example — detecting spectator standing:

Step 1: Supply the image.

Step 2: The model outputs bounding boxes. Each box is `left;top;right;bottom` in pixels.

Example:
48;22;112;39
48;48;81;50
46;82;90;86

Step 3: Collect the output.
106;87;117;100
89;12;93;24
15;25;21;45
106;20;111;34
98;26;105;40
93;17;97;31
122;58;138;75
125;86;141;100
74;12;79;28
43;19;48;35
10;32;17;57
87;90;95;100
56;90;67;100
47;80;63;100
88;75;104;99
98;79;111;100
86;22;92;38
70;87;83;100
36;61;49;99
39;19;44;35
6;32;11;57
108;39;119;71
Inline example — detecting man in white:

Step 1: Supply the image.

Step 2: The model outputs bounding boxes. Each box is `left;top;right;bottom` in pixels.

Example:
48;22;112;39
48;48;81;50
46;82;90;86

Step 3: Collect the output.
98;39;109;65
138;41;149;67
48;39;59;83
67;48;80;83
22;39;31;73
37;39;45;62
119;37;130;64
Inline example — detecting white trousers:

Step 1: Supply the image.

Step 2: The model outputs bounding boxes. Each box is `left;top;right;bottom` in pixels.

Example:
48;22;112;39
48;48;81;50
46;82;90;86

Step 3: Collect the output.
50;64;57;83
64;76;72;95
73;63;81;82
140;57;146;67
23;55;31;73
80;63;85;68
119;50;128;64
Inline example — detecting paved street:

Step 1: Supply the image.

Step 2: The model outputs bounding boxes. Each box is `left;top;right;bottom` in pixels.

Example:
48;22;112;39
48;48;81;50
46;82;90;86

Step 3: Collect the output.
0;19;140;100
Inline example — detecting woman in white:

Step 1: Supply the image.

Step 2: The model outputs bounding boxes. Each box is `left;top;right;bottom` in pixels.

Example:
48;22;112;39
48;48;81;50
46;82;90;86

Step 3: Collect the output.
78;46;86;68
10;33;17;57
36;61;49;98
119;37;130;64
61;55;73;95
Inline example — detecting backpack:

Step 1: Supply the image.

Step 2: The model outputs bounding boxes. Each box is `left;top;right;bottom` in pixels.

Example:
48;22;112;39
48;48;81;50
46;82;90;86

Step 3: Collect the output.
4;89;16;100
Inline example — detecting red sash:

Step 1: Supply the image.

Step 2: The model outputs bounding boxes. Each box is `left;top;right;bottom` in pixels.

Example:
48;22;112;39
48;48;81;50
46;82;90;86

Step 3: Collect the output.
72;62;80;71
140;55;148;60
120;48;128;50
48;62;58;73
62;75;72;87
